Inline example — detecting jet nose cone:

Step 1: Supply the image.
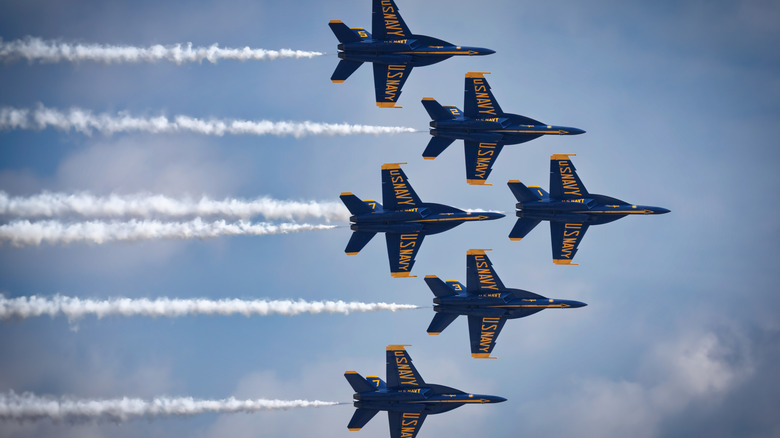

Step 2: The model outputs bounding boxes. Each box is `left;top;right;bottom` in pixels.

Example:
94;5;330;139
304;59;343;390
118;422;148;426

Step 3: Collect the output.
488;396;507;403
569;127;586;135
656;207;671;214
486;212;505;220
482;48;496;55
571;300;587;308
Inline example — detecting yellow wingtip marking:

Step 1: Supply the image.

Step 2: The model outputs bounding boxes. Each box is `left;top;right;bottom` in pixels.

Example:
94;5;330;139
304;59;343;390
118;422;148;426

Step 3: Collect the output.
467;179;492;186
424;275;438;279
348;428;362;431
423;156;436;160
391;272;416;278
509;238;523;241
550;153;576;160
345;370;358;374
331;79;345;83
466;249;491;255
428;332;440;335
553;259;579;265
386;344;412;351
346;252;359;255
377;102;403;108
422;97;435;101
329;20;343;24
507;180;521;183
465;72;491;78
381;162;408;170
340;192;354;196
471;353;497;359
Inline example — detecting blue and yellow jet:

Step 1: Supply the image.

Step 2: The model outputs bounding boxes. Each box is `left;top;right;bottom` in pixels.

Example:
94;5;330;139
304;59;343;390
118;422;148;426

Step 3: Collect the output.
425;249;586;358
508;154;670;264
329;0;494;108
345;345;506;438
340;163;504;278
422;72;585;185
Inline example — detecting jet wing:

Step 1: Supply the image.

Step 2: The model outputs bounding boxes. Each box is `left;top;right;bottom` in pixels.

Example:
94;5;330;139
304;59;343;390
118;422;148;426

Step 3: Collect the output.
549;154;590;200
468;315;508;358
372;0;413;40
550;222;589;265
389;411;427;438
374;63;414;108
465;249;506;293
386;232;424;278
464;140;504;185
386;345;426;388
464;72;504;118
381;163;422;210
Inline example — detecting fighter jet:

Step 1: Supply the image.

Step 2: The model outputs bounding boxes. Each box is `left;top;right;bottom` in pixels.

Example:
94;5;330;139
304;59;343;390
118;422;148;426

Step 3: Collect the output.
425;249;586;358
340;163;504;278
422;72;585;185
508;154;670;264
329;0;494;108
345;345;506;438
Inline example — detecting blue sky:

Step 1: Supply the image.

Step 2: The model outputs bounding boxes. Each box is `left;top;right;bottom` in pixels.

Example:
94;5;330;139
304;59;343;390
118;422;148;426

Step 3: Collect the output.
1;0;779;437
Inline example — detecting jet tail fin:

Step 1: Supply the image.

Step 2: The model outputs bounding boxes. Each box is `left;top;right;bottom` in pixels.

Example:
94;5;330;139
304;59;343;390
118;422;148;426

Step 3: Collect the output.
344;371;378;393
424;275;462;298
347;408;380;431
421;98;457;120
422;137;456;160
345;231;376;255
507;180;544;204
340;193;379;215
329;20;363;43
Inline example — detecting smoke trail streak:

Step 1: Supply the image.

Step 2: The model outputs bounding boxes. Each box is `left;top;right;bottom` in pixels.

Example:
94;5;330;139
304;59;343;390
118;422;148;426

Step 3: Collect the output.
0;106;418;137
0;295;422;321
0;391;341;423
0;219;336;247
0;37;323;64
0;191;348;222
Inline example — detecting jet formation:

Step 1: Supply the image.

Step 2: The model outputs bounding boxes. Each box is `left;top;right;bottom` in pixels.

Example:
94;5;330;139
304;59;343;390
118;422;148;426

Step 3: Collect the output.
340;163;504;277
425;249;586;358
329;0;494;108
422;72;585;185
345;345;506;438
508;154;670;264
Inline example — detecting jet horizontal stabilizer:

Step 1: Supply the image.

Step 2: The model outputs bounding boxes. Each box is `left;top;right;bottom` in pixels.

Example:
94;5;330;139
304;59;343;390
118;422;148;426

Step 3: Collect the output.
347;408;379;431
422;136;455;159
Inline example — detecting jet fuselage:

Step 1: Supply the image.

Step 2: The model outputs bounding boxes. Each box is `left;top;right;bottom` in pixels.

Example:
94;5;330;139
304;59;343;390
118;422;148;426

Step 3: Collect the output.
352;385;505;415
517;196;670;226
433;289;586;319
430;115;585;145
349;203;504;235
337;36;494;67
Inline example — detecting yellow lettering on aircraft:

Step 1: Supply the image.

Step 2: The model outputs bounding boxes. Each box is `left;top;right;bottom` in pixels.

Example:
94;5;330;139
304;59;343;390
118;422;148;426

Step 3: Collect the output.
389;168;416;205
559;223;583;259
395;350;419;386
449;107;460;116
401;412;421;437
473;143;497;179
480;293;502;297
397;234;418;272
474;255;499;290
473;78;497;116
558;160;582;196
383;64;407;103
479;317;501;352
381;0;406;37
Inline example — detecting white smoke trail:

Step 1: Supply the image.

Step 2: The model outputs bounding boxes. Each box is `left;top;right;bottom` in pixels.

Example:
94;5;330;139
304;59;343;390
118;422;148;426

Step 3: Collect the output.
0;391;341;423
0;295;421;321
0;37;323;64
0;106;418;137
0;191;348;222
0;219;336;247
